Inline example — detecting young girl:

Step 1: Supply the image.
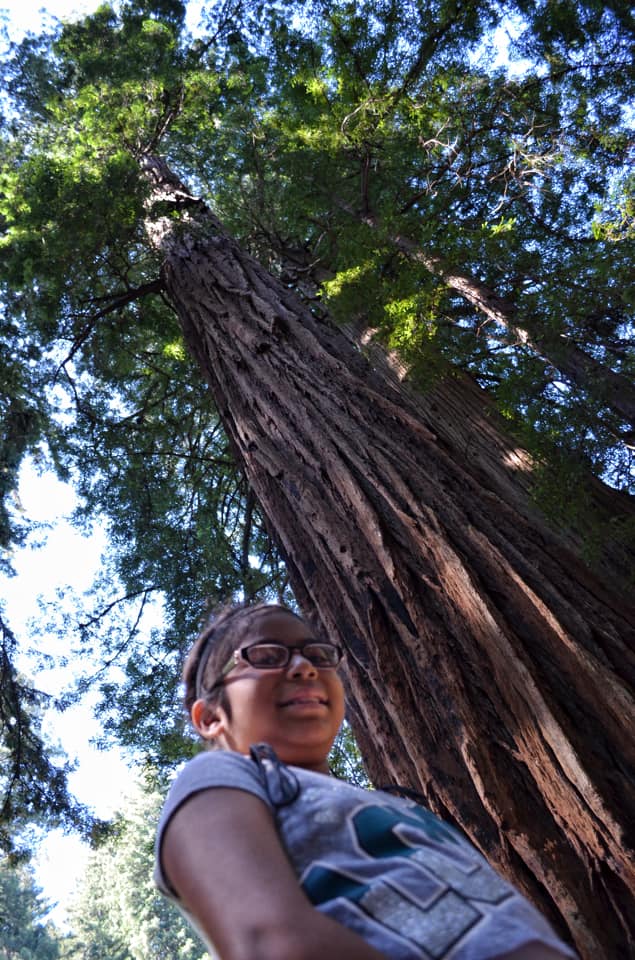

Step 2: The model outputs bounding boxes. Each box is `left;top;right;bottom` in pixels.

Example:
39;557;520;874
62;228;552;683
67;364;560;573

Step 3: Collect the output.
155;602;577;960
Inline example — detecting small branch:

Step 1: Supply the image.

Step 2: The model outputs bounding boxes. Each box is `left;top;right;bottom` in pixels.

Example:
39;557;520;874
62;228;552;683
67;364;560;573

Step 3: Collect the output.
54;277;164;380
77;586;160;633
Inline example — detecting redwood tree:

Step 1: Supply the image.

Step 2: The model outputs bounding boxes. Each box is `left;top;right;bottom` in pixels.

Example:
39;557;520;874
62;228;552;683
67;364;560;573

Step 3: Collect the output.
143;156;635;958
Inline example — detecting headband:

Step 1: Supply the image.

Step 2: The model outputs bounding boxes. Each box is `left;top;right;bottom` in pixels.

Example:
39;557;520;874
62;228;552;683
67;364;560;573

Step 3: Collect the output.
194;628;216;699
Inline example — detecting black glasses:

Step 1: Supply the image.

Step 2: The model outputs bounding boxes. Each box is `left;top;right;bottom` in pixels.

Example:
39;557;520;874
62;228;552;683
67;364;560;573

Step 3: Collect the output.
218;640;343;680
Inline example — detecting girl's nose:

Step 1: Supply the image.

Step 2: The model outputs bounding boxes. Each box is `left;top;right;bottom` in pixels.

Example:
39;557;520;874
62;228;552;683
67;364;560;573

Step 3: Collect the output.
286;651;318;678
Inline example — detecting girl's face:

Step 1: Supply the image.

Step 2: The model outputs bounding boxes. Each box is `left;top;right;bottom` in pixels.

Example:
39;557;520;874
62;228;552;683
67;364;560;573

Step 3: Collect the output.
192;609;346;773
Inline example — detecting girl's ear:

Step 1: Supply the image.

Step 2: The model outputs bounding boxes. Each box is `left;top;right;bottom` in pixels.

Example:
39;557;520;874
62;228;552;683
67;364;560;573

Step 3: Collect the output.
191;698;225;742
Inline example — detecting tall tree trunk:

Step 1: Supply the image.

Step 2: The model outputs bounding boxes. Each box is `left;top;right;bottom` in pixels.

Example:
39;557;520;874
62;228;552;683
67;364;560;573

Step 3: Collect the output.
144;157;635;960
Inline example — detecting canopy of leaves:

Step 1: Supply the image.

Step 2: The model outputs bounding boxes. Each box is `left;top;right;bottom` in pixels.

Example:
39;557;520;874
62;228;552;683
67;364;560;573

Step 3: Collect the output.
0;0;632;839
207;0;634;480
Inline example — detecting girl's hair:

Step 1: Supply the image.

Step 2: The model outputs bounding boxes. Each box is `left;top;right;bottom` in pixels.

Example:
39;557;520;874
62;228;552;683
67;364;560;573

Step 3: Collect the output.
182;601;300;720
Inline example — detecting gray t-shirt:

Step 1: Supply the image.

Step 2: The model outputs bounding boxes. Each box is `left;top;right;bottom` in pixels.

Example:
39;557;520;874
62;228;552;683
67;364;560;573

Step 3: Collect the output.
155;745;577;959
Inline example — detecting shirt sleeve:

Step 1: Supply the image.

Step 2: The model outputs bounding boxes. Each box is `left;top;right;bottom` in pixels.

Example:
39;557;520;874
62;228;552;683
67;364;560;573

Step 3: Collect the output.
154;749;272;898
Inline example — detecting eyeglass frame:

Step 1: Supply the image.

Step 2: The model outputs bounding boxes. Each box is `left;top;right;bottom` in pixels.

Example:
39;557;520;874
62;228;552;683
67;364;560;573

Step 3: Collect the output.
222;640;343;676
201;640;343;697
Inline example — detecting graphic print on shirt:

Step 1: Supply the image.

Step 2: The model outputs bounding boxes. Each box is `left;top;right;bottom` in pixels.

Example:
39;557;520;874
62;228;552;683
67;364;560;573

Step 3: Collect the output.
302;801;513;959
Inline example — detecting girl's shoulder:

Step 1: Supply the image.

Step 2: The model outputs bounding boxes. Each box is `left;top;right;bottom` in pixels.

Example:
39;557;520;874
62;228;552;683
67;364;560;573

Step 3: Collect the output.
161;748;272;825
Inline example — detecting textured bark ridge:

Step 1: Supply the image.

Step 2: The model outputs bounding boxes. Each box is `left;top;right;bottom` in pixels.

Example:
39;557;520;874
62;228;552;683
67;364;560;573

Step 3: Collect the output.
144;158;635;959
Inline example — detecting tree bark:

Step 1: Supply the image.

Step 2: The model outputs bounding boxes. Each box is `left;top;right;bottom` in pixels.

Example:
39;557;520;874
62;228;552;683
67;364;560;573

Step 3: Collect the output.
144;156;635;960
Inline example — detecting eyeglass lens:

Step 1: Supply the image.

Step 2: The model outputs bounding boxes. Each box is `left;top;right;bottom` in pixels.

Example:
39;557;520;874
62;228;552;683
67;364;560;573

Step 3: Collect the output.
245;642;340;669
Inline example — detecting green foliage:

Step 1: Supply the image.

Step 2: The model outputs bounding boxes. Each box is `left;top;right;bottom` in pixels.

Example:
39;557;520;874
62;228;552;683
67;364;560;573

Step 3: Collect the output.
36;307;292;766
0;858;60;958
61;780;206;960
329;721;370;787
0;355;44;561
0;611;97;860
1;0;293;775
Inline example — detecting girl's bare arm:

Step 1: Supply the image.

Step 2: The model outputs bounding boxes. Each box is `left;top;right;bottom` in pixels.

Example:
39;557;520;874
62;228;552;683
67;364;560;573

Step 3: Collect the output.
161;787;389;960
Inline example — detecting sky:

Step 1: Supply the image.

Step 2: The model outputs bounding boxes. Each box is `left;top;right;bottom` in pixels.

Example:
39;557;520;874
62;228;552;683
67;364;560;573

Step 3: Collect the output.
1;0;97;40
0;0;201;928
2;462;139;925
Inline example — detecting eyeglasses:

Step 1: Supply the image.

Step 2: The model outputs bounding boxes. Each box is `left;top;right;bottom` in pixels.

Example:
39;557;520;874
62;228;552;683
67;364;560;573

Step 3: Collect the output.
218;640;343;681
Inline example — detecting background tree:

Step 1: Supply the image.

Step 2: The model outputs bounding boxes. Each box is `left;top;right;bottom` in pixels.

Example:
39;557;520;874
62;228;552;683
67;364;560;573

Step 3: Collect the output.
0;858;60;960
0;610;94;860
0;1;633;957
61;781;206;960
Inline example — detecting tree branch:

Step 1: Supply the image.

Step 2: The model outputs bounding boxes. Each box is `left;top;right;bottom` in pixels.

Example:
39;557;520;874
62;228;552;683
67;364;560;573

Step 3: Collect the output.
54;277;165;380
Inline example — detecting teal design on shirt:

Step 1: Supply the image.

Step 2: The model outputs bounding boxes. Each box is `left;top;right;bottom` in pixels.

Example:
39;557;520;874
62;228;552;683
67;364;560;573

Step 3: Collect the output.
303;801;513;958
